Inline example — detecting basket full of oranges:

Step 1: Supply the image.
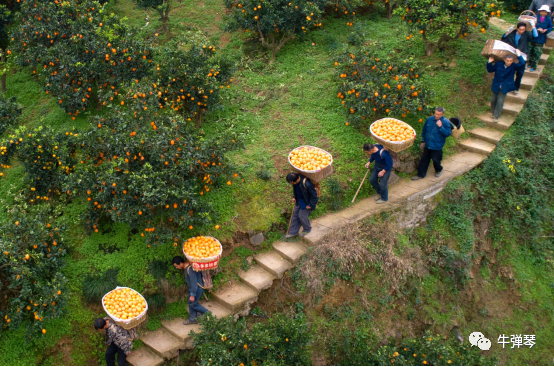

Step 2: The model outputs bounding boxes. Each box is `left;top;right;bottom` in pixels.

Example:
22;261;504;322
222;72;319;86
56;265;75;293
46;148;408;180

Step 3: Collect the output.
369;118;417;152
102;287;148;330
183;236;222;271
288;146;334;183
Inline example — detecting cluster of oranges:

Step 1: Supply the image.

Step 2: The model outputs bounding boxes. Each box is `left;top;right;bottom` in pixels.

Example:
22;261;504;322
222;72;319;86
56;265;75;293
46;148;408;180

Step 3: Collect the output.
183;236;221;259
371;119;415;142
103;288;147;320
289;147;332;172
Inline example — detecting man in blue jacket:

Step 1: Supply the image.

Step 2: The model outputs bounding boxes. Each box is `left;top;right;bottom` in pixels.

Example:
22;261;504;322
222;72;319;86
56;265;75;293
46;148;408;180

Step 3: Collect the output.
501;22;538;94
364;143;393;204
411;107;451;180
172;256;209;325
285;172;318;238
487;52;526;122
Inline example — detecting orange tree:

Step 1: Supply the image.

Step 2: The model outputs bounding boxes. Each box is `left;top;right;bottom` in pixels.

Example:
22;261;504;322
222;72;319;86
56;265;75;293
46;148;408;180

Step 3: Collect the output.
0;211;68;337
130;0;175;33
153;37;235;128
223;0;326;62
0;126;79;202
0;96;21;135
10;0;153;116
64;85;243;246
335;50;432;127
395;0;501;56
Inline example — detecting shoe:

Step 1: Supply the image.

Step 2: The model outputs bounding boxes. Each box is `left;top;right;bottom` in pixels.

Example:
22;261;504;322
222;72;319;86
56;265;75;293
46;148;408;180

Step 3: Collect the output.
285;233;297;238
197;313;205;320
299;231;311;237
183;319;198;325
435;171;442;178
411;176;423;181
375;195;381;201
376;199;387;204
493;117;499;123
530;68;535;72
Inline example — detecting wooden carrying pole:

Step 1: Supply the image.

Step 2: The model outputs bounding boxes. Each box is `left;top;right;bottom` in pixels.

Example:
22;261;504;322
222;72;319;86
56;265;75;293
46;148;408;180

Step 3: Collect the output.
286;203;296;235
352;169;370;203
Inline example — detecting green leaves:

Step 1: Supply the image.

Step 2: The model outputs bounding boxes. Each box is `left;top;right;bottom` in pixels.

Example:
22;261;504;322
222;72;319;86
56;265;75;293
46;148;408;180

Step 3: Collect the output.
192;313;312;366
335;49;432;127
0;96;21;136
0;211;68;337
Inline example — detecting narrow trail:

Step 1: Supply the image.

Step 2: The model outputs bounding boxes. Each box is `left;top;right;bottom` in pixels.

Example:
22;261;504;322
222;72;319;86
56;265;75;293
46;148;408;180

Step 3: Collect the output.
127;18;552;366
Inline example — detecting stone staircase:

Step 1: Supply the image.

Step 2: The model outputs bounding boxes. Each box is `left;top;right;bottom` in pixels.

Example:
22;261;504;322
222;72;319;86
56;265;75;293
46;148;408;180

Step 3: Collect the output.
127;22;551;366
127;241;309;366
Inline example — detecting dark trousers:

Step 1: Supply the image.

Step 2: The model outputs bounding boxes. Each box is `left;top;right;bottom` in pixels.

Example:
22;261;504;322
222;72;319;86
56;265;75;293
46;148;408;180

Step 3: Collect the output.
515;68;524;91
369;163;391;201
106;342;127;366
188;288;209;322
491;90;507;119
289;204;312;235
417;148;443;178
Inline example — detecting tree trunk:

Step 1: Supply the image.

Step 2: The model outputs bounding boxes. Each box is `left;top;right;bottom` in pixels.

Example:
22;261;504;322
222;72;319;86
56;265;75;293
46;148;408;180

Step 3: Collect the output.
2;74;7;94
161;0;171;34
425;42;438;56
162;16;168;33
195;113;202;129
385;2;392;19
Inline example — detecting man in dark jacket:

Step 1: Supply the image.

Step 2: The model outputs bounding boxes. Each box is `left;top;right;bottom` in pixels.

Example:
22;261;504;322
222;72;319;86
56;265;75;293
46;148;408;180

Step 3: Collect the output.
172;256;209;325
411;107;452;180
94;317;132;366
364;143;393;204
501;22;538;93
285;172;318;238
487;53;526;121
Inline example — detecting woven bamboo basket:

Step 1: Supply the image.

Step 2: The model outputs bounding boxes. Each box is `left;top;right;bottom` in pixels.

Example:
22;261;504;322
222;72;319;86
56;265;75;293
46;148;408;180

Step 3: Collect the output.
183;236;222;271
449;117;465;139
519;10;536;32
102;287;148;330
288;146;334;184
481;39;522;63
369;118;416;153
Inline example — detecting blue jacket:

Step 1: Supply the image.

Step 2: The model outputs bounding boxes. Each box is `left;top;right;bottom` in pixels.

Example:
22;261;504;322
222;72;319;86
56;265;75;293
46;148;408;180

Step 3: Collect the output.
421;116;451;150
292;174;318;210
185;265;204;297
487;56;526;94
532;16;553;44
369;144;393;172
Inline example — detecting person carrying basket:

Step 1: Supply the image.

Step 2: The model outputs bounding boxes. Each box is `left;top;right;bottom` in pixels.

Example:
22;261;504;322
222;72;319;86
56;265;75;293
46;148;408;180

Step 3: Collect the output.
172;256;209;325
487;52;526;122
94;317;133;366
529;5;553;71
411;107;451;180
285;172;318;238
501;21;538;94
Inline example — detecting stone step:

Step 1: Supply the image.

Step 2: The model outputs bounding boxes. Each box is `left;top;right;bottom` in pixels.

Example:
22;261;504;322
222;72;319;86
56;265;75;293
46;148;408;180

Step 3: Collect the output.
127;347;164;366
459;138;496;156
525;65;544;78
272;241;308;263
488;101;523;117
161;318;200;349
538;53;549;65
141;328;185;359
478;114;515;131
211;283;258;314
254;251;293;278
238;265;276;292
468;127;505;144
505;88;529;104
200;300;233;319
520;75;538;90
543;46;552;54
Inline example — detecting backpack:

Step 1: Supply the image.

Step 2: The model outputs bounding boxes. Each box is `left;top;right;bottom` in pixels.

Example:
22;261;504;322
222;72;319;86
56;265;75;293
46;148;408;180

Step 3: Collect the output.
303;177;322;197
380;148;400;170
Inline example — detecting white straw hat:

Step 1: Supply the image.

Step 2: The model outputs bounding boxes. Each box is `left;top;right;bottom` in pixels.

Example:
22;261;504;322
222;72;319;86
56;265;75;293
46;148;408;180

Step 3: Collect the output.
538;4;550;12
